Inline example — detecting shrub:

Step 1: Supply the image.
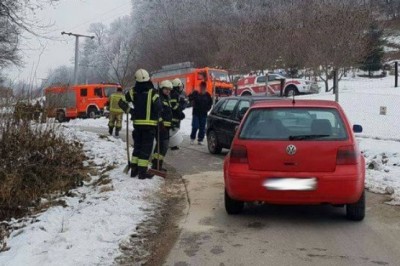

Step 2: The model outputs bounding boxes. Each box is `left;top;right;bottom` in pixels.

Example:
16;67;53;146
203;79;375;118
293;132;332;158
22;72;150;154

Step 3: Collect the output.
0;115;87;220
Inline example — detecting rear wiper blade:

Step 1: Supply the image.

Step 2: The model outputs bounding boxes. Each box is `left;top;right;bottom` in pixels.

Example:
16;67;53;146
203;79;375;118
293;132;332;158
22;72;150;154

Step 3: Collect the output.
289;135;330;140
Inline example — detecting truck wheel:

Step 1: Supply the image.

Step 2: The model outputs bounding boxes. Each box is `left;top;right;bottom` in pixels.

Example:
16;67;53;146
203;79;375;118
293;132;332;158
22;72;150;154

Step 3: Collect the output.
241;91;252;96
225;189;244;215
285;86;298;97
87;107;97;119
346;191;365;221
207;130;222;154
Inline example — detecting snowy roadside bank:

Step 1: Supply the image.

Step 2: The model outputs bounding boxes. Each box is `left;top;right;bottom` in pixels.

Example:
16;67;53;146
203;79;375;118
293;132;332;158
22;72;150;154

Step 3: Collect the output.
358;137;400;205
0;128;163;266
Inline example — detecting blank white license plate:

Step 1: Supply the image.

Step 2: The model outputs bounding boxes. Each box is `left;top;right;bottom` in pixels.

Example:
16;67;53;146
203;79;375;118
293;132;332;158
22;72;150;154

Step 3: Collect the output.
263;178;317;191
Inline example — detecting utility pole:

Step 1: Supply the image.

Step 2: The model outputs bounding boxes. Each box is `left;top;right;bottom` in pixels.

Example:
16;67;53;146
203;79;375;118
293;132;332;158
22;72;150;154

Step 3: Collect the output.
61;32;95;85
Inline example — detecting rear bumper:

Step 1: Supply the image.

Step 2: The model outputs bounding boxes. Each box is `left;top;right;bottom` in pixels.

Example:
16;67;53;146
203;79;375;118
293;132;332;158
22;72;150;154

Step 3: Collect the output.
225;166;364;205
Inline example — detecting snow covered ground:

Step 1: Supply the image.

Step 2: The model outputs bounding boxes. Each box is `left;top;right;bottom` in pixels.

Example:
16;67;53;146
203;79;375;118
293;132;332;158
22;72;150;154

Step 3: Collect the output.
0;128;163;266
66;115;130;129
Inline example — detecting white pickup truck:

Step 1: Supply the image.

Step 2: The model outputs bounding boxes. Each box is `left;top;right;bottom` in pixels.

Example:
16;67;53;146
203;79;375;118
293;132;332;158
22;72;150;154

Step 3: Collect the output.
236;74;320;97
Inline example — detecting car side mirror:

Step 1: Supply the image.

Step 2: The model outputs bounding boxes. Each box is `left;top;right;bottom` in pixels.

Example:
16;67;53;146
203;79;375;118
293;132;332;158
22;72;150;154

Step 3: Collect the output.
353;124;363;133
235;125;239;132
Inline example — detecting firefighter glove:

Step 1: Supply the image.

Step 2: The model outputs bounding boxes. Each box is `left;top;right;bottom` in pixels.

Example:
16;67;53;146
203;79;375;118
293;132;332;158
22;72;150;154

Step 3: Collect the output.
118;99;130;113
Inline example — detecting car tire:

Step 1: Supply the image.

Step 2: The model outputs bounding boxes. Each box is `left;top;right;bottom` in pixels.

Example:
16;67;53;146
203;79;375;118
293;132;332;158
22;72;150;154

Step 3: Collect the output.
346;191;365;221
285;86;298;97
225;189;244;215
87;107;97;119
207;130;222;154
56;110;66;123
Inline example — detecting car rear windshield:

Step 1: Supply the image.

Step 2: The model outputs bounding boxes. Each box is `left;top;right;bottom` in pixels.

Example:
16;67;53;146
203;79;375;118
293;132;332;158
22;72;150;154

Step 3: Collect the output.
239;107;348;141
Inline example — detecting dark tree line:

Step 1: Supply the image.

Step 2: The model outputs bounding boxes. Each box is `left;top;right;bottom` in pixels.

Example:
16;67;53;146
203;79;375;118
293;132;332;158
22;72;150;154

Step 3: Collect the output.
4;0;392;88
128;0;373;78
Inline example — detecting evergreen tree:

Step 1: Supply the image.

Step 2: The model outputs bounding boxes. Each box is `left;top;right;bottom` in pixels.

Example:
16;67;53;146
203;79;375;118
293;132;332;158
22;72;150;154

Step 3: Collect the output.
360;23;385;77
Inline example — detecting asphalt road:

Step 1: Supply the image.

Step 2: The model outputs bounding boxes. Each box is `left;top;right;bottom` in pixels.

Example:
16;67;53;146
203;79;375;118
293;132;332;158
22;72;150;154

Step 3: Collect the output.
164;139;400;266
77;126;400;266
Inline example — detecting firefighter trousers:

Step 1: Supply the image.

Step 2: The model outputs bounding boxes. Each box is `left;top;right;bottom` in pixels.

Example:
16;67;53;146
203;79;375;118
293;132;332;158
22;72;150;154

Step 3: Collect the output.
131;126;156;168
108;112;123;130
153;127;170;162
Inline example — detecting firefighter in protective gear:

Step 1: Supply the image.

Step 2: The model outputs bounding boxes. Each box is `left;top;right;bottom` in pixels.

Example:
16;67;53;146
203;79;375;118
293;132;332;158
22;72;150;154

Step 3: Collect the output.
107;87;125;137
152;80;173;171
118;69;162;179
170;78;187;150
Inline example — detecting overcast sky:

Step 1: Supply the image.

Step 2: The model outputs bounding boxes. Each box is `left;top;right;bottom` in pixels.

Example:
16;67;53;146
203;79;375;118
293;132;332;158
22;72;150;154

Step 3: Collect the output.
5;0;132;84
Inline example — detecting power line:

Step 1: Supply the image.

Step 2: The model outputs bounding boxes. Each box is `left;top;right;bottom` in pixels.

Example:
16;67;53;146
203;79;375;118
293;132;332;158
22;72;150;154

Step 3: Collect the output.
67;2;131;31
47;2;131;34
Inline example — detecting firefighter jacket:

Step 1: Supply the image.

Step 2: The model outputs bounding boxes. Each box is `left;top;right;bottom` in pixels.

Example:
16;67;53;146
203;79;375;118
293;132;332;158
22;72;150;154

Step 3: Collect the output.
125;81;161;126
160;93;173;128
109;92;125;114
170;89;186;123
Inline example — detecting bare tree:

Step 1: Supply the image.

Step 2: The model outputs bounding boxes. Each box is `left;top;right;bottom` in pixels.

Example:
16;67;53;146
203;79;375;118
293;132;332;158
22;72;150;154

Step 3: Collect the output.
0;0;59;71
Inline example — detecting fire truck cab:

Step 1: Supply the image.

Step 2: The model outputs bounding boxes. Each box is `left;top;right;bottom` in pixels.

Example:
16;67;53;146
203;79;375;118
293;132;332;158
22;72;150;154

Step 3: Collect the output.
44;83;121;122
152;62;233;98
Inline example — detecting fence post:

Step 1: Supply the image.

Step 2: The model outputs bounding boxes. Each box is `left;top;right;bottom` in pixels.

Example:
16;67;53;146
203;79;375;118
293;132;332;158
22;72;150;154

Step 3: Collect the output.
395;61;398;88
333;69;339;102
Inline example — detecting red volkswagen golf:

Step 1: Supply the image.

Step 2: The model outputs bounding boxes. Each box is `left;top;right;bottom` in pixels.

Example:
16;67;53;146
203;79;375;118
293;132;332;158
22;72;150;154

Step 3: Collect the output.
224;100;366;221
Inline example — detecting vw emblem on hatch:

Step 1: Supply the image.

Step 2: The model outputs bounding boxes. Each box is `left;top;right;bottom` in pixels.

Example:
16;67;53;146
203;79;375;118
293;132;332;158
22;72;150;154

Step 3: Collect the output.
286;145;297;155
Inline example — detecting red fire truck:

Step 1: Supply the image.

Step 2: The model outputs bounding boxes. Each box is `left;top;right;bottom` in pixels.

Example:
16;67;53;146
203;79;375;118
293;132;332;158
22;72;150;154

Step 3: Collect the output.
152;62;234;98
44;83;121;122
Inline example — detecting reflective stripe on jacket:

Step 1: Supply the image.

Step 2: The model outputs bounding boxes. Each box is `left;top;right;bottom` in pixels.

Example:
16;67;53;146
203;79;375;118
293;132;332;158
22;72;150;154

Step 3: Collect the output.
133;89;160;126
160;95;173;127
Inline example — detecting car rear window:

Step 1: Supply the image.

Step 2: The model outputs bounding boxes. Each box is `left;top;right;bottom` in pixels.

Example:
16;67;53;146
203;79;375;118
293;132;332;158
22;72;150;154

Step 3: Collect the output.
239;107;348;141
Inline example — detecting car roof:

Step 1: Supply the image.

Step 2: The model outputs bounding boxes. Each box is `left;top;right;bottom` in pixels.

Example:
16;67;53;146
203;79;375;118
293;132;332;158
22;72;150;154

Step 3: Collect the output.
220;96;286;102
251;99;340;109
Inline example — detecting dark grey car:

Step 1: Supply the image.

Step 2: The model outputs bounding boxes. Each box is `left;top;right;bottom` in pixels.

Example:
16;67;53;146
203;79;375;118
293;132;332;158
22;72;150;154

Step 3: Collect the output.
206;96;284;154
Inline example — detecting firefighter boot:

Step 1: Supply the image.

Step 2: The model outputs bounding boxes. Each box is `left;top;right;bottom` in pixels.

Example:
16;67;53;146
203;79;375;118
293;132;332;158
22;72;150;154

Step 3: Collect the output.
130;163;138;178
108;126;113;135
115;128;120;137
138;166;154;180
152;159;167;172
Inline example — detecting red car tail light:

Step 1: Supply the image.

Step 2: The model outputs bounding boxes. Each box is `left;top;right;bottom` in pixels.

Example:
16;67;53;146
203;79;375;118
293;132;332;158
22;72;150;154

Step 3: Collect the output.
336;145;358;165
230;145;248;164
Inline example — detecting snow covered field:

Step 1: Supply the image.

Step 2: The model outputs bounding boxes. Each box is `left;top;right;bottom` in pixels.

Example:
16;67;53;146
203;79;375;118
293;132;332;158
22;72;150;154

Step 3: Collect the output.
0;129;163;266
